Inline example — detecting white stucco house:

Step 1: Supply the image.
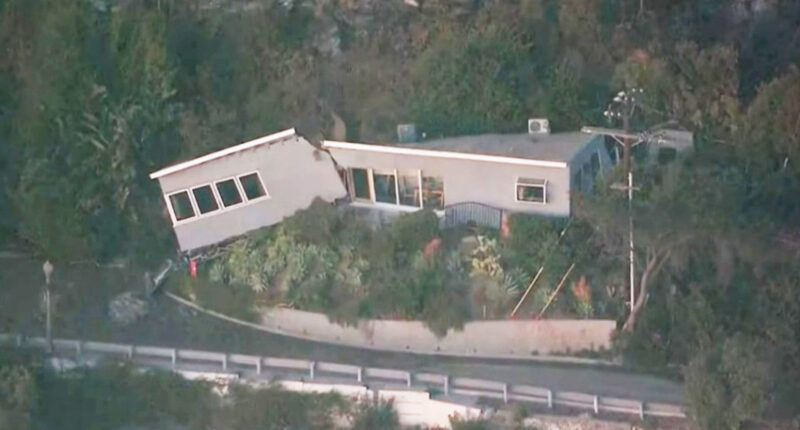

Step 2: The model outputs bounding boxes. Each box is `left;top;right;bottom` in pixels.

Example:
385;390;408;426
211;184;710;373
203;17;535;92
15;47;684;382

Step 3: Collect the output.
150;123;612;252
323;127;611;220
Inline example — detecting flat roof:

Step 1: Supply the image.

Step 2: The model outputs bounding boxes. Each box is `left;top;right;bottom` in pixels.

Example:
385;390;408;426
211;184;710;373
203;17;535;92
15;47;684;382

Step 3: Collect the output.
402;132;595;162
323;132;596;168
149;128;296;179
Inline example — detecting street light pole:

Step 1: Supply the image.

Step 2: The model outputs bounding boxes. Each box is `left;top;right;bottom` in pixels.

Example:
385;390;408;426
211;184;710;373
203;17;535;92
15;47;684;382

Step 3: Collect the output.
43;260;54;353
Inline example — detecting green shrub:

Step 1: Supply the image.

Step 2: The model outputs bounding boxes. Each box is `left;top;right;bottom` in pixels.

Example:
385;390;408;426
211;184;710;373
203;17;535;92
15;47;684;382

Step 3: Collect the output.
350;399;400;430
390;209;440;260
282;198;340;244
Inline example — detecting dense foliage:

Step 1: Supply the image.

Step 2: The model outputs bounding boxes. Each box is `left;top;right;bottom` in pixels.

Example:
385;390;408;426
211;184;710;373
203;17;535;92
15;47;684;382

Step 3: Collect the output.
2;0;800;428
179;201;605;335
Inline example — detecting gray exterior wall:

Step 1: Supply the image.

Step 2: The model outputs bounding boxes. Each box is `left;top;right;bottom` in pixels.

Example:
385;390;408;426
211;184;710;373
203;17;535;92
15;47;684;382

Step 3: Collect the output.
157;136;346;251
326;148;573;217
568;135;613;194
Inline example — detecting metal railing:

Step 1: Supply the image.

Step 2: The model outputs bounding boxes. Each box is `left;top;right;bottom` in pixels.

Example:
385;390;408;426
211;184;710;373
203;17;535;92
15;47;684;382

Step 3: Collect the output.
0;333;685;420
443;202;504;230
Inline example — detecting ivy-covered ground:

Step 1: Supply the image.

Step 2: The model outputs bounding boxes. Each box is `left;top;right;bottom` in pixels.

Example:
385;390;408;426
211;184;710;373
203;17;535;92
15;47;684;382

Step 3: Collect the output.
172;200;624;335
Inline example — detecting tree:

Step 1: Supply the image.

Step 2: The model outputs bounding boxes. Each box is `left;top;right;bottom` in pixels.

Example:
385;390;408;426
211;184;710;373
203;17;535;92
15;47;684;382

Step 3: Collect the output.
579;164;697;331
409;24;532;137
685;335;773;430
0;364;36;430
740;66;800;178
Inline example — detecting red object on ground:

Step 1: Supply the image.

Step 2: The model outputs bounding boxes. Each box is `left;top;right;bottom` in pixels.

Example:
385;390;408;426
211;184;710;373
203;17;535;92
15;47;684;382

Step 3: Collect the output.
189;259;197;278
423;238;442;258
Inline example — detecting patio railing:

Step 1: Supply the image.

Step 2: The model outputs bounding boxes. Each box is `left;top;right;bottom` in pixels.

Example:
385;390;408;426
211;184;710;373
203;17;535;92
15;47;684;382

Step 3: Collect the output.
443;202;504;230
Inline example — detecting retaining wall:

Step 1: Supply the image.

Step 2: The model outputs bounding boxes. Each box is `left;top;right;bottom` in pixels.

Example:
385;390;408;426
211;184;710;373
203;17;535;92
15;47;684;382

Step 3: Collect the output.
260;307;615;358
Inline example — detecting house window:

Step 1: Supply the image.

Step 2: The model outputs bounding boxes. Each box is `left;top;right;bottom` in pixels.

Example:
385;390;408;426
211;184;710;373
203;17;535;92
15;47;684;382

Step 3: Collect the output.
422;176;444;210
168;191;196;221
516;178;547;204
215;178;243;207
373;170;397;204
397;171;421;207
351;168;371;200
238;172;268;201
192;185;219;214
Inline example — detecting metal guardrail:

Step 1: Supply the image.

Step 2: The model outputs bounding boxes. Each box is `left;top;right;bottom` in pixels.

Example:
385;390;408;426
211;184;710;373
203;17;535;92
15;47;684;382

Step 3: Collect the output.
0;333;685;420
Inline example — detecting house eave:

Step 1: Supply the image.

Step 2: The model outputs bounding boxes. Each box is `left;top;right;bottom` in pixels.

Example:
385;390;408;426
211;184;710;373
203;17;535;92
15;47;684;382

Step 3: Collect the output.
321;140;569;169
149;128;297;180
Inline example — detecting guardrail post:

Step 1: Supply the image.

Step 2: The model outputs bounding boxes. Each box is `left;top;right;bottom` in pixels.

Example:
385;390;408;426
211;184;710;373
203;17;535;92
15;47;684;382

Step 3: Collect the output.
76;340;82;358
503;383;509;404
222;354;228;371
16;334;22;347
547;390;553;409
357;367;363;383
406;372;412;387
171;349;177;369
256;358;262;375
593;395;599;414
309;361;315;380
639;402;645;420
128;345;134;360
444;375;449;396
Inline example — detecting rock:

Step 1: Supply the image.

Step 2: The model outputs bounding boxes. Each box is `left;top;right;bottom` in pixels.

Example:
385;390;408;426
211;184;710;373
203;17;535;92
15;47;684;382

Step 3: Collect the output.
109;292;149;326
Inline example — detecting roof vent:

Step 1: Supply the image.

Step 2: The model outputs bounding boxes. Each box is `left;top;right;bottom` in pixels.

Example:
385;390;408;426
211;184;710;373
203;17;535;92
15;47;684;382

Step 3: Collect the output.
528;119;550;135
397;124;418;143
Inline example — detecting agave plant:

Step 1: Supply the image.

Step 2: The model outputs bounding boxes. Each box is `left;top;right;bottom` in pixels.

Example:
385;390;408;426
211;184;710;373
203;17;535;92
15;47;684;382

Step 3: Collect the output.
470;235;504;278
208;262;227;284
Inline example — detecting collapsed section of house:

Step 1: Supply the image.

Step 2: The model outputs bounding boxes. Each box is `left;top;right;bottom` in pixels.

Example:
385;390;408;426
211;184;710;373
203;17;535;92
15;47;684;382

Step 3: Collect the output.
149;128;346;251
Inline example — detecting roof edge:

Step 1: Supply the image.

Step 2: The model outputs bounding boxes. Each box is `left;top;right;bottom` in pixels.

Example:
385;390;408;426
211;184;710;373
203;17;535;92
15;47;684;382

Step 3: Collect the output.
321;140;568;169
150;128;296;179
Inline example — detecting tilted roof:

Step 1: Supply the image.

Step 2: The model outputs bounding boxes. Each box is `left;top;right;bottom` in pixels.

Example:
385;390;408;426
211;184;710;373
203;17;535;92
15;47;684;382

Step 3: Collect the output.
149;128;296;179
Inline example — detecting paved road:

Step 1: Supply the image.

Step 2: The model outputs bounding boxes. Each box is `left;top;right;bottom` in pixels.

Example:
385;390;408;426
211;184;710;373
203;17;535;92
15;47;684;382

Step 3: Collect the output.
55;297;684;405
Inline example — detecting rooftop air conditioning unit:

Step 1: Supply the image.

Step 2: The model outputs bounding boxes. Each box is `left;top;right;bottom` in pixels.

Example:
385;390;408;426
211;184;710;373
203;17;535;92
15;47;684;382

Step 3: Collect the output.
397;124;418;143
528;118;550;135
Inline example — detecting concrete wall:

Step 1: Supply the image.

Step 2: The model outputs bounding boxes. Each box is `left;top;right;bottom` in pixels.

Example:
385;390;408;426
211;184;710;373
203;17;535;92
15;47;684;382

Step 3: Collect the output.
326;147;572;217
260;307;615;357
156;136;346;251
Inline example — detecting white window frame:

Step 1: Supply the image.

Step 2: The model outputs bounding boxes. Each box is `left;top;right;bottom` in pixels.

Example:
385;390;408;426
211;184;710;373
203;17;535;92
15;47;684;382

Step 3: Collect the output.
396;169;422;208
420;173;446;210
371;168;399;205
237;170;270;203
214;176;246;209
514;178;548;205
349;168;373;202
190;184;221;216
350;167;427;210
165;189;198;225
163;171;273;227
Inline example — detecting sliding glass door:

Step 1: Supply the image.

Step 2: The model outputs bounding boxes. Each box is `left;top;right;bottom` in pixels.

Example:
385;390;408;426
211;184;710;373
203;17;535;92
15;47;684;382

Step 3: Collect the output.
372;170;397;204
349;168;442;209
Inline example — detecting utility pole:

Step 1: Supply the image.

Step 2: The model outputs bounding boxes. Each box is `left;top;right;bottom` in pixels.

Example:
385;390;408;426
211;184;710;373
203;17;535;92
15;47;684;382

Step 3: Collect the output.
607;89;641;313
582;90;689;315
